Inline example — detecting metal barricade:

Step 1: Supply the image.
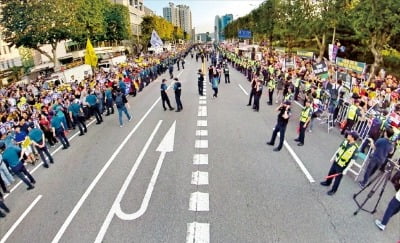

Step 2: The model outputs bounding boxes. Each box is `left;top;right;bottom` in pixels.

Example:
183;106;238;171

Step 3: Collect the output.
335;102;349;124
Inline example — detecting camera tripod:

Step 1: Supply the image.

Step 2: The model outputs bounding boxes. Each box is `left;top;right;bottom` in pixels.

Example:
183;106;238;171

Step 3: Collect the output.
353;161;397;216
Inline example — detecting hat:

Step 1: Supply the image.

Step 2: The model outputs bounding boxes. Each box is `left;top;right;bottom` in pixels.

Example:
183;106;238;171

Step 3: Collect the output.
284;101;291;105
348;131;359;140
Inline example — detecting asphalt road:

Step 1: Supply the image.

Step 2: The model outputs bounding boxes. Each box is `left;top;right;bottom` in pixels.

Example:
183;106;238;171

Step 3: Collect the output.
0;56;398;243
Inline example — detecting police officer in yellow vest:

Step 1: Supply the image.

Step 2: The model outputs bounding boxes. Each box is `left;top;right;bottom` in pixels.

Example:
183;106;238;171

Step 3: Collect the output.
341;99;361;135
321;131;359;195
267;77;276;105
294;99;312;146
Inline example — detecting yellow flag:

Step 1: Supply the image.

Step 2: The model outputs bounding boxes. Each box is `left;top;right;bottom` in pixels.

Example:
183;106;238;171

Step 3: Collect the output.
85;38;98;67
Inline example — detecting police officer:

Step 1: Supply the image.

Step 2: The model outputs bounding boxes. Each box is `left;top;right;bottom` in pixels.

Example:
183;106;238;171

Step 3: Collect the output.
320;131;359;195
69;98;87;136
173;78;183;112
266;101;291;152
267;77;276;105
223;64;230;83
197;69;204;96
295;99;313;146
253;80;263;112
1;142;35;190
86;90;103;125
247;76;257;106
160;79;174;111
341;99;361;135
28;124;54;168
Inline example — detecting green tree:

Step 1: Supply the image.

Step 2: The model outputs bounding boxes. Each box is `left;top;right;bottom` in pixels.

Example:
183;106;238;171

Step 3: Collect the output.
72;0;107;42
103;3;132;41
351;0;400;80
0;0;77;69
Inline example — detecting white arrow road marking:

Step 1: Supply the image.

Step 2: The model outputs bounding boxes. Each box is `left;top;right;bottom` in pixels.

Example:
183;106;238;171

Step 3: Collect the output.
95;121;176;243
193;154;208;165
186;222;210;243
189;192;209;211
0;195;42;243
191;171;209;185
51;98;161;243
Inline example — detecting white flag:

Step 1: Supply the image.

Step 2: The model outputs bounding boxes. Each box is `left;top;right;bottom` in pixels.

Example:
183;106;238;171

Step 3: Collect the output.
150;30;163;47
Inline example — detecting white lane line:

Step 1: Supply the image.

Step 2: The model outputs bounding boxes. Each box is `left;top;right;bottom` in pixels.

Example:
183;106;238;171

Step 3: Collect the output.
191;171;209;185
275;131;315;183
197;106;207;117
199;96;207;100
193;154;208;165
238;84;249;95
51;97;161;243
195;140;208;149
0;195;42;243
189;192;209;211
294;100;304;108
195;130;208;136
199;100;207;105
186;222;210;243
197;120;207;127
283;140;315;183
4;118;97;199
95;121;163;243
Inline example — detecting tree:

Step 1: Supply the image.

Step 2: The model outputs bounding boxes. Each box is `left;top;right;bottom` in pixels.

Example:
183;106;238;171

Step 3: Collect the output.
103;3;132;41
72;0;107;42
0;0;77;70
351;0;400;80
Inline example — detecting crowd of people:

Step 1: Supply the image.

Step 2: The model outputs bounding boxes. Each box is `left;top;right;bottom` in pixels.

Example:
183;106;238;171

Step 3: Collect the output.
0;44;194;218
214;43;400;232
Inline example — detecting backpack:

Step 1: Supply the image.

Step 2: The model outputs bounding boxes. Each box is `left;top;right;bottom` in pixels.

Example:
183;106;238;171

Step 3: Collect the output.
115;94;124;108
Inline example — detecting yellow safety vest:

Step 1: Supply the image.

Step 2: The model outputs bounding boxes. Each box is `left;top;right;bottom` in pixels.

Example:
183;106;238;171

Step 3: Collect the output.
316;88;322;99
294;78;301;88
300;107;311;122
304;82;311;92
347;104;358;120
335;140;358;167
268;80;276;90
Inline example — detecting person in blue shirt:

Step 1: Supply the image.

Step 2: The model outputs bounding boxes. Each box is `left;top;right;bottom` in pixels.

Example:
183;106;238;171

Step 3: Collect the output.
0;142;35;190
173;78;183;112
168;63;174;79
86;90;103;124
51;115;70;149
359;127;395;188
104;86;114;116
160;79;174;111
118;78;126;95
114;88;132;127
28;124;54;168
212;74;219;98
68;99;87;136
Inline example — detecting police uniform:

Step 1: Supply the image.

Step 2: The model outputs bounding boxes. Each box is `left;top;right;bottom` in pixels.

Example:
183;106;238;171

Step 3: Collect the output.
321;138;359;194
267;79;276;105
295;105;312;145
267;102;291;151
341;104;360;135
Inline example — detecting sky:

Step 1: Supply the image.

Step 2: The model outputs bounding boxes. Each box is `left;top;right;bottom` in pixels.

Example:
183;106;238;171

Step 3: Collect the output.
144;0;264;34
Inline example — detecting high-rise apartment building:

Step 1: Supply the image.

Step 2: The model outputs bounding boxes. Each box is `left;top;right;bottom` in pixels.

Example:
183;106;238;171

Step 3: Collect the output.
163;2;192;34
214;14;233;42
177;4;192;34
163;2;179;27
